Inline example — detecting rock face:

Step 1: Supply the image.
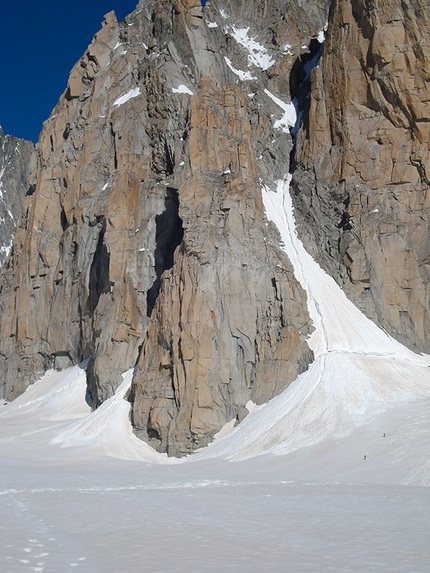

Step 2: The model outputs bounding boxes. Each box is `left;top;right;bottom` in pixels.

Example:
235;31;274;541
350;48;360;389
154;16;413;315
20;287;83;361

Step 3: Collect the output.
3;0;428;455
0;128;35;268
131;78;312;455
3;0;429;455
0;0;331;454
292;0;430;353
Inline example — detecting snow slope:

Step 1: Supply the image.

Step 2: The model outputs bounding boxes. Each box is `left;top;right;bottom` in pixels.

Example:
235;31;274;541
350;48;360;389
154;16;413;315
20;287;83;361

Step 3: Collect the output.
1;177;430;572
1;360;430;573
195;177;430;465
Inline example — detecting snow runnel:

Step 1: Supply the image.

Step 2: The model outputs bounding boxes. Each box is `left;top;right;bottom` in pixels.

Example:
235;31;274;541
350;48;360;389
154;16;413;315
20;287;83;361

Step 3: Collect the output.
264;177;430;361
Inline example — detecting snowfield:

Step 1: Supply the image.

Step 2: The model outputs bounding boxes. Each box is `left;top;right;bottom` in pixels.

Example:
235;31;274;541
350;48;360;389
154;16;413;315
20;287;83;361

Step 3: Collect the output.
1;179;430;572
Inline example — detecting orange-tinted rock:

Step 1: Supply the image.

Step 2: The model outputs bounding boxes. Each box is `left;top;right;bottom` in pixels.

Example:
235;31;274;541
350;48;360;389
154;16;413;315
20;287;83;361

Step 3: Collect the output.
292;0;430;353
0;0;328;456
130;79;313;456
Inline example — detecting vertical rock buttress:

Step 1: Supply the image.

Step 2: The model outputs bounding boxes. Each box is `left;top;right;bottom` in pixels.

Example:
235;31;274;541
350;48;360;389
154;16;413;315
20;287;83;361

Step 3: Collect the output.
130;79;313;456
291;0;430;353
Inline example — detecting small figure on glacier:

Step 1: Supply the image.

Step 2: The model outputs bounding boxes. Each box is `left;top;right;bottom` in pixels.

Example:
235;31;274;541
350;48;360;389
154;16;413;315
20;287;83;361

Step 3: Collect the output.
383;433;386;437
363;455;367;460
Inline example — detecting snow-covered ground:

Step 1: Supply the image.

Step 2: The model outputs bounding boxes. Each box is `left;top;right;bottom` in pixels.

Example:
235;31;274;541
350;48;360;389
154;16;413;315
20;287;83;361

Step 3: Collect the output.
1;179;430;572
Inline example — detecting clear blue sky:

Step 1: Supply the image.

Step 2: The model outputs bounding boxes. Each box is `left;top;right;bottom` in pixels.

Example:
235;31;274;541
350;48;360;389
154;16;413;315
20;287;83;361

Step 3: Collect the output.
0;0;139;143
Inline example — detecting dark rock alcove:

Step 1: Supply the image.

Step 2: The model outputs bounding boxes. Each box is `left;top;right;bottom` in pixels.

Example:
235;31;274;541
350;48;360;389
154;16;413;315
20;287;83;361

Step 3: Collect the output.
146;187;184;316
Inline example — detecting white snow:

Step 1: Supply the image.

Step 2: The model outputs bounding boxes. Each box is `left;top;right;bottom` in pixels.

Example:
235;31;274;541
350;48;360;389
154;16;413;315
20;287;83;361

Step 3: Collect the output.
0;240;13;260
264;89;297;132
172;84;194;95
113;87;141;107
193;177;430;470
51;369;167;462
317;30;325;43
1;354;430;571
224;56;257;81
206;21;218;28
229;26;275;70
1;177;430;570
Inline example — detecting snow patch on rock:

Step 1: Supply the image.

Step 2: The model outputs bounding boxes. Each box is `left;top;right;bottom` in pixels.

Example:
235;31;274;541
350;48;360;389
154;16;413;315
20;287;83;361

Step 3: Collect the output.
224;57;256;80
113;87;141;107
229;26;275;70
264;89;297;132
172;84;194;95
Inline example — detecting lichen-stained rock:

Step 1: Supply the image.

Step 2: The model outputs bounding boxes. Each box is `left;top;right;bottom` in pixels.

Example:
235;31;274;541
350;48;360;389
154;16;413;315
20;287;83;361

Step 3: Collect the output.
292;0;430;353
130;79;313;456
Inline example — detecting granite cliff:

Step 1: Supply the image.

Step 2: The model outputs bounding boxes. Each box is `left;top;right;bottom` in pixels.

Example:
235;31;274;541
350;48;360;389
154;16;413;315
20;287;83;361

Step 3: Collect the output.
292;0;430;352
1;0;429;456
0;0;325;454
0;128;35;268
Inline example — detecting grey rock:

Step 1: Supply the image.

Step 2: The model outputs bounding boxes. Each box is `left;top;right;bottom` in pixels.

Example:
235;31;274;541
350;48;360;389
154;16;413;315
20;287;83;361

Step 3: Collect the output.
291;0;430;353
0;0;328;457
0;127;36;268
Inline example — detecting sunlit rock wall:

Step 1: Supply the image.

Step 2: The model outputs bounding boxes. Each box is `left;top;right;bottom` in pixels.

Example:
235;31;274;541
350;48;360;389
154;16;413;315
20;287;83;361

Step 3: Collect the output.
292;0;430;353
0;0;330;455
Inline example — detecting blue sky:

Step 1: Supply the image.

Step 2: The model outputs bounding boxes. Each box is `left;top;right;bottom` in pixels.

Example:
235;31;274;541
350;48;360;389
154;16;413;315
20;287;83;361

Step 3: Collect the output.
1;0;138;143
